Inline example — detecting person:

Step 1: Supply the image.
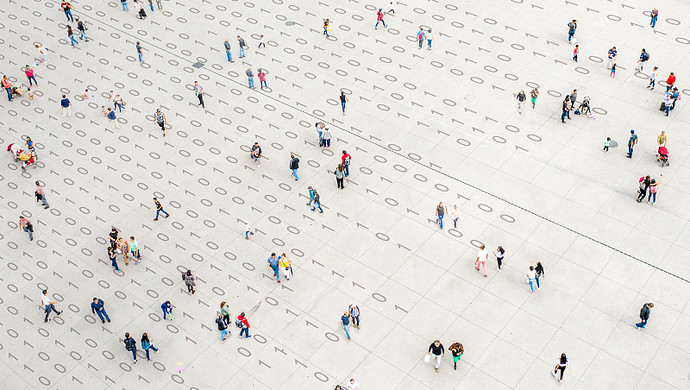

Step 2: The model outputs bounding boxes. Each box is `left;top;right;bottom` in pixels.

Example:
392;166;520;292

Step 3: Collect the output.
606;46;617;69
603;137;611;152
321;127;332;147
349;304;360;329
61;94;71;117
121;0;129;11
494;246;505;271
258;34;266;48
91;297;111;323
346;379;360;390
237;312;251;338
311;192;323;213
610;62;616;77
244;220;254;240
627;130;638;158
339;91;348;115
141;333;159;360
306;186;316;206
516;90;526;114
648;66;658;90
577;96;591;115
251;142;262;167
449;205;459;229
136;42;143;63
117;237;130;266
113;94;125;112
435;202;447;229
2;75;12;101
161;301;173;321
530;88;538;108
76;18;89;42
650;8;658;28
237;35;247;58
417;29;426;49
341;311;351;340
449;342;464;370
61;0;74;22
123;332;137;364
19;216;34;241
216;314;229;341
109;227;120;249
334;164;345;189
569;89;577;107
246;66;255;89
289;154;300;181
560;97;570;123
572;44;578;62
220;301;231;325
475;244;488;277
527;265;537;293
648;176;661;204
135;0;147;18
535;261;545;289
182;270;196;294
341;150;351;177
194;81;204;108
635;303;654;329
130;236;142;264
375;8;386;29
108;246;120;271
153;197;169;220
223;39;234;62
428;340;444;373
25;65;37;86
107;108;120;129
636;48;649;72
665;72;675;92
267;253;281;283
567;19;576;42
553;353;568;382
657;131;667;147
40;289;62;322
258;68;267;89
279;253;293;280
323;19;330;37
426;29;433;49
154;109;167;136
35;181;50;209
637;175;651;203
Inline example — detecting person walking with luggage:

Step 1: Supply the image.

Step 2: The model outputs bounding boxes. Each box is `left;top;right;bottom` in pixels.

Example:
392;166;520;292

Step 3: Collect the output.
341;310;352;340
123;332;137;364
161;301;173;321
494;246;505;271
427;340;444;373
289;154;300;181
349;304;360;329
237;35;247;58
339;91;348;115
154;109;167;136
40;289;62;322
279;253;293;281
246;66;255;89
141;333;159;360
627;129;638;158
223;39;234;62
374;8;386;29
35;181;50;209
567;20;577;42
19;216;34;241
237;312;251;338
334;164;345;189
475;244;488;277
535;261;545;289
153;197;169;220
216;314;229;341
650;8;658;28
435;202;447;229
91;297;111;323
516;90;526;115
182;270;196;294
341;150;351;177
193;81;205;108
449;342;464;370
635;302;654;329
267;253;281;283
121;0;129;10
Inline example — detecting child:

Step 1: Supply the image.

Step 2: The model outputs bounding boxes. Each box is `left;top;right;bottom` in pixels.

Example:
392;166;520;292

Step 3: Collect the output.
572;45;578;62
610;63;616;77
82;88;89;98
244;221;254;240
603;137;610;152
100;105;107;117
27;86;34;100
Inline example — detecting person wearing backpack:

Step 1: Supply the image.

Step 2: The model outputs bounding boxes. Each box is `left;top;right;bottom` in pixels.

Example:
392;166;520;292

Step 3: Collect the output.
311;192;323;213
289;154;300;181
141;333;159;360
236;312;251;338
341;150;351;177
636;49;650;72
567;19;577;42
123;332;137;364
417;29;426;49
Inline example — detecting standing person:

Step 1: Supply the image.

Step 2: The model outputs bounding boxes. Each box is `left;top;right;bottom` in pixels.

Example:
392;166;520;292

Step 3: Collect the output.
136;42;143;63
648;66;658;90
311;191;323;213
451;205;460;228
154;109;167;136
109;227;120;249
569;89;577;107
156;0;162;9
123;333;137;364
244;220;254;240
515;90;526;115
289;154;299;180
603;137;611;152
147;0;154;12
375;8;386;29
449;342;464;370
237;35;246;58
141;333;159;360
535;261;545;290
627;130;638;158
267;253;281;283
67;25;78;47
2;75;12;101
527;265;537;293
657;131;667;146
306;186;316;206
279;253;293;281
35;181;50;209
552;353;568;382
24;65;38;86
107;108;120;129
348;304;360;329
417;29;426;49
108;246;120;271
635;302;654;329
426;29;434;49
346;379;360;390
161;301;173;321
323;19;330;37
335;164;345;189
530;88;539;108
61;0;74;22
223;39;234;62
610;62;617;77
321;127;332;147
246;66;255;89
650;8;658;28
19;216;34;241
435;202;447;229
341;150;351;177
475;244;488;277
341;311;351;340
567;19;577;42
560;97;570;123
427;340;445;373
258;69;267;89
153;197;170;220
129;236;141;264
647;177;661;204
117;237;130;266
251;142;262;167
91;297;111;323
339;91;348;115
606;47;617;69
237;312;251;338
637;175;651;203
494;246;505;271
572;44;579;62
216;314;229;341
40;289;63;322
258;34;266;48
665;72;676;92
76;18;89;42
636;49;649;72
220;301;231;325
121;0;129;11
193;81;205;108
182;270;196;294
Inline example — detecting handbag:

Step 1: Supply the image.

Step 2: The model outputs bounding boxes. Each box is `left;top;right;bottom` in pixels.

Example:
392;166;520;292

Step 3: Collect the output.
423;354;431;364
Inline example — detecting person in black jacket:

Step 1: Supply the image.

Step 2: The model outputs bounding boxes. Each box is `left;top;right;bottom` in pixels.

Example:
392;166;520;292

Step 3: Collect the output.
635;303;654;329
216;314;229;341
123;332;137;364
561;96;571;123
427;340;444;373
289;154;300;181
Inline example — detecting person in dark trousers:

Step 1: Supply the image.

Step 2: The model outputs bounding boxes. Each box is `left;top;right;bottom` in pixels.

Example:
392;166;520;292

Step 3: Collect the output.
109;227;120;249
335;164;345;189
449;342;464;370
123;332;137;364
635;303;654;329
494;246;505;271
341;311;351;340
627;130;638;158
223;39;234;62
339;91;348;115
535;262;545;289
19;216;34;241
35;181;50;208
553;353;567;382
289;154;300;181
108;246;120;271
40;289;62;322
311;192;323;213
341;150;351;177
349;304;360;329
428;340;445;373
161;301;173;321
91;297;111;323
154;109;167;136
193;81;204;108
76;18;89;42
637;175;651;203
182;270;196;294
561;96;571;123
153;197;169;220
306;186;316;206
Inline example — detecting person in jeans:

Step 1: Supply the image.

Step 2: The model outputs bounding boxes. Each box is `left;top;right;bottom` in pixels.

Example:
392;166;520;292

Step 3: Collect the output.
627;130;638;158
341;311;351;340
289;154;300;181
153;197;169;220
216;314;229;341
19;216;34;241
535;262;545;289
237;312;251;338
339;91;348;115
306;186;316;206
648;67;658;90
435;202;447;229
348;304;360;329
427;340;444;373
91;297;111;323
123;332;137;363
567;20;577;42
267;253;281;283
650;8;658;28
161;301;173;321
258;69;267;89
494;246;505;271
635;303;654;329
237;35;247;58
136;42;143;63
67;26;78;47
61;1;74;22
527;265;537;293
311;192;323;213
246;67;255;89
76;18;89;42
25;65;38;86
141;333;159;360
648;176;661;204
40;289;63;322
35;181;50;209
341;150;351;177
223;39;234;62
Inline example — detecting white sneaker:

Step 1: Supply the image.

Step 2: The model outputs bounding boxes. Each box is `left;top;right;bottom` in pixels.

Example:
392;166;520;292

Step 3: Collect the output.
552;370;557;377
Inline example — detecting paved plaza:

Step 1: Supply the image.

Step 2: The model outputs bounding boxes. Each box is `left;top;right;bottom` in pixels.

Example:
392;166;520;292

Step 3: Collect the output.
1;0;690;389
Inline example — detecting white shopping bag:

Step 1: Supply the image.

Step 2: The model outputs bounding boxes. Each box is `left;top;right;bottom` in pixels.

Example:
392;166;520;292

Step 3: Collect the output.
424;354;431;364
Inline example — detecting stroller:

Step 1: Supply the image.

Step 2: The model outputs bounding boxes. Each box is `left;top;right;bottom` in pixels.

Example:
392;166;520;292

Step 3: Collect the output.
18;151;37;171
7;143;23;161
656;146;669;167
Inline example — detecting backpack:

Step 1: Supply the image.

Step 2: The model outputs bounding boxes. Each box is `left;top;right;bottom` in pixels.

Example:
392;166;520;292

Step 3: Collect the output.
644;52;650;61
343;156;350;165
418;31;424;40
124;338;135;351
235;318;245;328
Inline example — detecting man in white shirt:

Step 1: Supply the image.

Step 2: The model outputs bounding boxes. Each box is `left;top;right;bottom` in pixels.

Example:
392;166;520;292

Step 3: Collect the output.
346;378;360;390
474;244;489;277
40;289;62;322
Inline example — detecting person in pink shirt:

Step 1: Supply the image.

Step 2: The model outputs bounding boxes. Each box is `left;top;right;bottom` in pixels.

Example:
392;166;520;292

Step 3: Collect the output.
19;216;34;241
25;65;38;86
258;69;267;89
35;181;50;209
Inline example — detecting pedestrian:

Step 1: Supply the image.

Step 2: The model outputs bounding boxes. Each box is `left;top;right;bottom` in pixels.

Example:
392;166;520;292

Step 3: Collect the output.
572;44;578;62
341;311;351;340
348;304;360;329
134;0;147;18
107;108;120;129
108;246;120;271
267;253;281;283
161;301;173;321
147;0;153;12
35;181;50;209
635;302;654;329
123;332;137;364
141;333;159;360
451;205;459;228
535;261;545;289
19;216;34;241
24;65;38;86
182;270;196;294
91;297;111;323
475;244;488;277
220;301;231;325
35;44;50;65
647;176;661;204
311;192;323;213
246;66;255;89
279;253;293;280
237;312;251;338
603;137;611;152
609;62;616;77
530;88;538;108
156;0;162;10
113;94;125;112
449;342;464;370
527;265;537;293
567;19;577;42
339;91;348;115
627;129;638;158
153;197;170;220
76;18;89;42
417;29;425;49
670;87;680;110
665;72;676;92
287;154;300;180
515;90;526;115
216;314;229;341
321;127;332;147
2;75;12;101
341;150;351;177
223;39;233;62
606;46;617;69
237;35;247;58
657;131;667;147
346;379;360;390
40;289;63;322
154;109;166;136
569;89;577;107
636;49;649;72
67;25;78;47
26;136;35;153
28;87;34;100
560;96;570;123
136;42;143;63
258;34;266;48
650;8;658;28
251;142;262;167
494;246;505;271
552;353;568;382
61;0;74;22
323;19;330;37
427;340;444;373
427;29;434;49
129;236;142;264
435;202;447;229
258;69;267;89
374;8;386;29
637;175;651;203
335;164;345;189
193;81;204;108
244;220;254;239
388;1;395;14
121;0;129;11
117;237;130;266
306;186;316;206
109;227;120;248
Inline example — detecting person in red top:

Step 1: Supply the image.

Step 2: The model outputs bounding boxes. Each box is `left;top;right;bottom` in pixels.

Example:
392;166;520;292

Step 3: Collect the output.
24;66;38;86
375;8;386;29
341;150;351;177
666;72;676;92
2;75;12;101
237;312;251;338
19;216;34;241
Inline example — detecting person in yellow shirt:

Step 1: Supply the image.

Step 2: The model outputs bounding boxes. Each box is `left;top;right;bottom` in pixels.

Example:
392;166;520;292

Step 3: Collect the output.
278;253;292;280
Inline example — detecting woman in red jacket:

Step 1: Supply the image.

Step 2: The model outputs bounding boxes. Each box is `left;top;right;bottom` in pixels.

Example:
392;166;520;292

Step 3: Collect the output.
666;72;676;92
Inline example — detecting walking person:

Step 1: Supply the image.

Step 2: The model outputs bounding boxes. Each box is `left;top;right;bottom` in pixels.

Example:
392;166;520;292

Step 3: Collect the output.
246;66;255;89
306;186;316;206
346;379;361;390
121;0;129;11
153;197;170;220
129;236;142;264
279;253;293;281
40;289;62;322
182;270;196;294
155;0;162;10
567;19;577;42
417;28;426;49
535;261;545;289
194;81;205;108
237;35;247;58
289;154;299;181
635;303;654;329
113;94;125;112
552;353;568;382
2;75;12;101
311;191;323;213
435;202;447;229
637;175;651;203
223;39;234;62
258;34;266;48
107;108;120;129
636;49;649;72
494;246;505;271
627;129;638;158
341;311;351;340
147;0;154;12
349;304;360;329
244;220;254;240
427;340;444;373
374;8;386;29
426;29;434;49
251;142;262;167
341;150;351;177
665;72;676;92
258;68;267;89
67;25;78;47
109;227;120;249
91;297;111;323
572;44;578;62
141;333;159;360
527;265;537;293
610;62;617;77
323;19;330;37
267;253;281;283
650;8;658;28
648;67;658;90
237;312;251;338
335;164;345;189
449;342;464;370
475;244;488;277
451;205;459;228
339;91;348;115
61;0;74;22
136;42;143;63
220;301;231;325
76;18;89;42
515;90;526;115
569;89;577;107
161;301;173;321
35;181;50;209
19;216;34;241
154;109;167;136
108;246;120;272
606;46;617;69
530;88;538;108
24;65;38;86
123;333;137;364
604;137;611;152
648;175;661;204
216;314;229;341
